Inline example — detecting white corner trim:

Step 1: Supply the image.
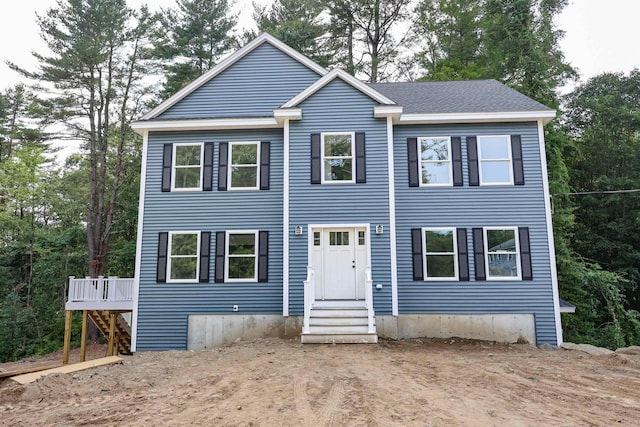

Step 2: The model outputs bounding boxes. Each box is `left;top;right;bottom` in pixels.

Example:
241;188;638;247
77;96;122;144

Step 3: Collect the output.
398;110;556;125
283;119;290;316
131;117;280;134
538;120;563;346
274;108;302;124
131;130;149;352
141;33;327;120
374;105;403;118
386;116;399;316
281;68;396;108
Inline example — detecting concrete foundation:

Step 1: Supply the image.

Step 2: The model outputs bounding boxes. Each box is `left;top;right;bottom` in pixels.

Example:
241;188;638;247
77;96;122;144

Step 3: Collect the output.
377;314;536;345
187;313;536;350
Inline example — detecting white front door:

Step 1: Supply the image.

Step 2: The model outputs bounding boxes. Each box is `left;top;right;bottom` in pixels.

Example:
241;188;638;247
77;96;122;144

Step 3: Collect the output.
312;227;367;300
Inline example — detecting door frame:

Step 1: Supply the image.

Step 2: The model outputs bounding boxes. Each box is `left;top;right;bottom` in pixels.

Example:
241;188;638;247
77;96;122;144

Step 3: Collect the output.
307;223;372;300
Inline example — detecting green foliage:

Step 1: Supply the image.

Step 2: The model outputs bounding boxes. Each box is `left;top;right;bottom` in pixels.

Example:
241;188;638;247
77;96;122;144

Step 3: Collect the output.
154;0;237;98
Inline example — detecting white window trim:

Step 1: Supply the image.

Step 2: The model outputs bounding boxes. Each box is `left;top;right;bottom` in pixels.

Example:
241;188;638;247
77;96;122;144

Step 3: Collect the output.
228;141;261;191
422;227;459;281
321;132;356;184
484;226;522;280
166;231;201;283
171;143;204;191
418;136;453;187
225;230;259;283
477;135;514;186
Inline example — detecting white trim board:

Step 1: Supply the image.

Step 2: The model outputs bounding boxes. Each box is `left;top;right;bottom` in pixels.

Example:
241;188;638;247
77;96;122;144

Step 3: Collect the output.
398;110;556;125
386;116;399;316
131;117;280;135
140;33;327;121
282;68;396;108
282;119;290;316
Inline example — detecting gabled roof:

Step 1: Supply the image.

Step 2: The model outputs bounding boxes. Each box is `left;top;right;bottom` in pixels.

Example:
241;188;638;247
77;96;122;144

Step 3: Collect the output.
281;68;396;108
141;33;328;120
370;80;554;114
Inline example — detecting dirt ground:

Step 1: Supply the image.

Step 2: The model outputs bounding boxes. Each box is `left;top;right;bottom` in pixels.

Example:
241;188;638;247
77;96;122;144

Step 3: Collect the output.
1;338;640;426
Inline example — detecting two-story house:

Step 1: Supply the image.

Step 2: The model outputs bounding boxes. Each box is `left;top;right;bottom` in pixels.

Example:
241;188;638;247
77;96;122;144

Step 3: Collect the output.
66;33;562;352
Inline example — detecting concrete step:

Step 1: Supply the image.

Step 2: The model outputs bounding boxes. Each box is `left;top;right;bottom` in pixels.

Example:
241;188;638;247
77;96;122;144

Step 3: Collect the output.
301;333;378;344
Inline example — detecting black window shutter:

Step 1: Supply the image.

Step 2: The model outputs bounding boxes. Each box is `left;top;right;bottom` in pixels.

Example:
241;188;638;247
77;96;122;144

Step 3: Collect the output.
407;137;419;187
511;135;524;186
472;228;486;280
456;228;469;281
203;143;214;191
467;136;479;186
411;228;423;280
214;231;225;283
157;232;168;283
260;141;270;190
161;144;172;192
258;231;269;282
218;142;228;191
451;137;463;186
199;232;211;283
311;133;321;184
519;227;533;280
355;132;366;183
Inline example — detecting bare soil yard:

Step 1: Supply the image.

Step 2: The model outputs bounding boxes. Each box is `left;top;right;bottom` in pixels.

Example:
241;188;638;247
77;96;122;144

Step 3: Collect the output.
1;338;640;426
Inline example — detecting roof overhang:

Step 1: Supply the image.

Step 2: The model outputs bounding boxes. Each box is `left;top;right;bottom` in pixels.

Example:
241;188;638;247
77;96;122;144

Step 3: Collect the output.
374;105;403;120
282;68;396;108
273;108;302;125
130;117;280;135
140;33;327;121
397;110;556;125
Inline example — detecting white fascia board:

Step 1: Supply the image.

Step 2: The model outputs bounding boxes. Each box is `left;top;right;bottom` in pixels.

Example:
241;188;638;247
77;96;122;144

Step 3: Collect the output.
131;117;280;134
282;68;396;108
274;108;302;125
398;110;556;125
140;33;327;120
374;105;403;118
559;306;576;314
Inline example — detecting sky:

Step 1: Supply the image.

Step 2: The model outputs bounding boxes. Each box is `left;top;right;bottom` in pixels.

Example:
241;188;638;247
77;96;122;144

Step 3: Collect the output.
0;0;638;91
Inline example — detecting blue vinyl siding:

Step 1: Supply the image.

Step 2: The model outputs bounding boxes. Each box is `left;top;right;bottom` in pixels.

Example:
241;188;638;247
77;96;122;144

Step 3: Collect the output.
393;122;558;344
288;79;393;315
158;43;321;120
137;129;283;350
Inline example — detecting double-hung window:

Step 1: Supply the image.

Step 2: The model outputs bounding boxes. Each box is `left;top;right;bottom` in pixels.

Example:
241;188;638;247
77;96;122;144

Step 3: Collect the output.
229;142;259;190
484;227;521;279
419;137;452;186
172;143;203;190
477;136;513;185
423;228;458;280
225;231;259;282
167;232;200;282
322;132;355;183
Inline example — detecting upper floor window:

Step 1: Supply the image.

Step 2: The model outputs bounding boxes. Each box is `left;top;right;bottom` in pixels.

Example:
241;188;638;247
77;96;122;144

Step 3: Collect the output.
419;137;452;186
477;136;513;185
484;227;521;280
322;132;355;183
423;228;458;280
229;142;260;190
172;143;203;191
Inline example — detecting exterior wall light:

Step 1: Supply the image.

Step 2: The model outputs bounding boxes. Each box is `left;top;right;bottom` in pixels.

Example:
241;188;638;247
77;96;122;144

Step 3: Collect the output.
375;225;384;234
295;226;303;235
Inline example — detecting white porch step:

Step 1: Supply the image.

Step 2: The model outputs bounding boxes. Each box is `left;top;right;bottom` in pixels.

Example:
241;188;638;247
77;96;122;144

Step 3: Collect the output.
301;333;378;344
310;308;369;318
308;324;372;334
310;316;369;326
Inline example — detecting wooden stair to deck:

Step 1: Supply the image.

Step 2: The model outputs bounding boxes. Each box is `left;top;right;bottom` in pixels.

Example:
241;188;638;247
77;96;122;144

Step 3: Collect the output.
89;310;132;355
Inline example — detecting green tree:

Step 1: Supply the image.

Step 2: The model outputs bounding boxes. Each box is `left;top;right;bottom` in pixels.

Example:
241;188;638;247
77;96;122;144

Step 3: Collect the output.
155;0;237;98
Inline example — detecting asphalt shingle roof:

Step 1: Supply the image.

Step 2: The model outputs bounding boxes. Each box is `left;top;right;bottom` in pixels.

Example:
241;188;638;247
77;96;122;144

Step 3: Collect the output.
369;79;553;114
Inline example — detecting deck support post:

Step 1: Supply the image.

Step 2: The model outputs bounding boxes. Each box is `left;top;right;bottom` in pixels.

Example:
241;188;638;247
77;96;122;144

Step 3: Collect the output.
107;312;116;357
80;310;88;362
63;310;72;364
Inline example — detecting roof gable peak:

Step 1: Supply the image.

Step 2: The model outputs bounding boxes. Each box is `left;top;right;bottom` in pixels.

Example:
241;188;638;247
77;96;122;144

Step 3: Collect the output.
141;33;328;120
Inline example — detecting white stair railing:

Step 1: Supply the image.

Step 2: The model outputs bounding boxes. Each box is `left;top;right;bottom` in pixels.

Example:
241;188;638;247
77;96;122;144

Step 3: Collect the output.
303;266;315;334
68;276;135;303
365;267;375;333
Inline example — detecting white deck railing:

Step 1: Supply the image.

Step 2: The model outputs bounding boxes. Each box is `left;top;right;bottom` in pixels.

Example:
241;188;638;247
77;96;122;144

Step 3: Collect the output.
66;276;135;310
302;266;315;334
365;267;375;333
